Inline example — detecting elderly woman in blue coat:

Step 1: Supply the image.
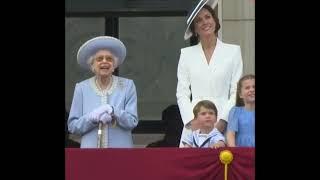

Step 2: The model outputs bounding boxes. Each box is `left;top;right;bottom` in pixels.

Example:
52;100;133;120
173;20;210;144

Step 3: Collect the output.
68;36;138;148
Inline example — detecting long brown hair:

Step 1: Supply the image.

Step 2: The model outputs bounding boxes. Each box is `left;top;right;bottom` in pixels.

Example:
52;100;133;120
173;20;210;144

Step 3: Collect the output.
236;74;255;106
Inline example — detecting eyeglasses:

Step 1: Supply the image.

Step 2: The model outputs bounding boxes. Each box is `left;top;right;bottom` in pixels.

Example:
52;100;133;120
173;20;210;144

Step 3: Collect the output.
94;56;114;62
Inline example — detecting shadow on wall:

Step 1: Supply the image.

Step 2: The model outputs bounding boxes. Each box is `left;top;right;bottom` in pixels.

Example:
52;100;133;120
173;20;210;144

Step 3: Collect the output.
146;104;184;147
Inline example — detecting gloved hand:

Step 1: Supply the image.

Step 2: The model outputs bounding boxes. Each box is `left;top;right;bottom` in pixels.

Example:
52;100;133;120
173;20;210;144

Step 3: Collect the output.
98;104;113;114
88;104;113;124
99;112;113;124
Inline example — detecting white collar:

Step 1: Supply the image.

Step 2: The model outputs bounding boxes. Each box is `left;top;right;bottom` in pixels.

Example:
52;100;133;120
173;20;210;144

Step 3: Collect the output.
90;75;118;97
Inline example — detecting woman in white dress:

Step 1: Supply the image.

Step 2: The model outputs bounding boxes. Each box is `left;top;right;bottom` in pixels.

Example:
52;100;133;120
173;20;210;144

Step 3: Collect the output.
176;0;243;147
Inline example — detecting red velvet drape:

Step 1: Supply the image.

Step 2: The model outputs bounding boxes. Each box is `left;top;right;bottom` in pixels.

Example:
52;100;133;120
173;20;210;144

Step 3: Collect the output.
66;147;255;180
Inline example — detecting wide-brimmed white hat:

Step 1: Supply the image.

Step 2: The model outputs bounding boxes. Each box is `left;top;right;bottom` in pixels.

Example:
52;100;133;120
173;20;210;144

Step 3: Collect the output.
184;0;219;40
77;36;126;70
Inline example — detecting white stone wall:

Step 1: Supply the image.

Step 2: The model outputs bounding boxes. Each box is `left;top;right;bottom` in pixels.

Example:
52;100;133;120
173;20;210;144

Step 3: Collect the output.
221;0;255;75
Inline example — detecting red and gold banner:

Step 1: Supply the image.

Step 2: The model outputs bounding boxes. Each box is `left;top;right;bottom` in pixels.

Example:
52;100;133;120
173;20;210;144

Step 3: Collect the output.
65;147;255;180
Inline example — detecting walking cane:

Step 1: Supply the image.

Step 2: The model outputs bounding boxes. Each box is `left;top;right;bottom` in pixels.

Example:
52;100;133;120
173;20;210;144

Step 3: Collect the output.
97;122;103;148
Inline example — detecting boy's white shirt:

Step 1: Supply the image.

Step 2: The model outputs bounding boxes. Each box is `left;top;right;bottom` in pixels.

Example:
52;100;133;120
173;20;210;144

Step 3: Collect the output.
183;128;225;147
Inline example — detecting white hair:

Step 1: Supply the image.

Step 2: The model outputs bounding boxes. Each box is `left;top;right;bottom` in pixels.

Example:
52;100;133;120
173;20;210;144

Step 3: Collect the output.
87;51;119;73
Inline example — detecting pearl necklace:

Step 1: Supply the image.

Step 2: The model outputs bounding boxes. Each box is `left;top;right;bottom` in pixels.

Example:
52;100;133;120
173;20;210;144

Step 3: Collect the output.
95;76;113;96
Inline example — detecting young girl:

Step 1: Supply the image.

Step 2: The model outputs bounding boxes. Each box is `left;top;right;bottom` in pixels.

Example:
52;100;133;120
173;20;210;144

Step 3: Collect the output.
226;74;255;147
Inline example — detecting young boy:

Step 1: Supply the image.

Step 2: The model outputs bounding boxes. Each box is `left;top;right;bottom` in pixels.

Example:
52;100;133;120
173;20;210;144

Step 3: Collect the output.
182;100;226;148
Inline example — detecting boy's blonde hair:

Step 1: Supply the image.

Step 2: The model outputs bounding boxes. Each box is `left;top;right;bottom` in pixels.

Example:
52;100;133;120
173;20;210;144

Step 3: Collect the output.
193;100;218;118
